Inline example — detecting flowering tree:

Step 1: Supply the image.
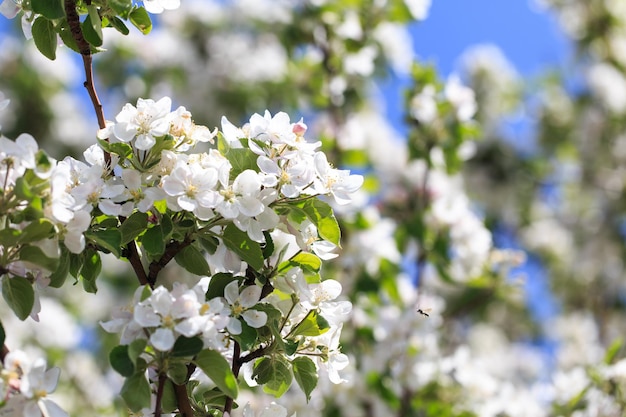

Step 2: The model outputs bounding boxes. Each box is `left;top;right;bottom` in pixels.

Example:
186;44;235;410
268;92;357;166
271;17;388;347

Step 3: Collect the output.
1;0;626;416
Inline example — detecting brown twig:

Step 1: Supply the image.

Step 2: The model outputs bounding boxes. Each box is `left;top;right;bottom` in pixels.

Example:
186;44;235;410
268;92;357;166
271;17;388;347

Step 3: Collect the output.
155;372;166;417
223;341;241;415
126;241;149;287
148;236;194;286
173;364;195;417
64;0;110;166
0;344;9;363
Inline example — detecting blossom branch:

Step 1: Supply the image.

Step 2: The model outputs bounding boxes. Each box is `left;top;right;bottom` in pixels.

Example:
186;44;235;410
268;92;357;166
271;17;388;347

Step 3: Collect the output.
125;240;149;286
64;0;110;166
223;341;241;415
0;344;8;363
147;236;194;286
173;364;195;417
155;372;166;417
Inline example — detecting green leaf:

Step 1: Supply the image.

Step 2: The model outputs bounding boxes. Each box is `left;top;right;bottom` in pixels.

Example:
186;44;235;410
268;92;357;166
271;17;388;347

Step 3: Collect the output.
109;0;133;17
202;387;228;407
0;229;21;248
171;336;203;358
252;356;292;397
110;345;135;377
199;236;219;255
49;246;70;288
81;6;103;47
0;321;5;347
205;273;236;300
161;380;178;413
194;349;239;399
230;320;258;352
58;22;79;53
97;139;133;159
222;224;264;271
129;6;152;35
2;277;34;320
18;219;55;244
292;357;318;402
32;16;57;60
604;338;623;365
166;360;188;385
128;339;148;366
278;252;321;274
141;225;165;257
18;245;59;272
290;310;330;337
81;249;101;293
86;229;122;257
262;231;274;258
31;0;64;19
224;148;259;180
174;245;210;276
121;372;151;412
120;212;149;245
296;199;341;246
160;214;173;240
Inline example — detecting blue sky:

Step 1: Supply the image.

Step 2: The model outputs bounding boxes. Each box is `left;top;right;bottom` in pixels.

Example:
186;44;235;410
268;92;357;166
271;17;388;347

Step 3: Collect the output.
412;0;569;76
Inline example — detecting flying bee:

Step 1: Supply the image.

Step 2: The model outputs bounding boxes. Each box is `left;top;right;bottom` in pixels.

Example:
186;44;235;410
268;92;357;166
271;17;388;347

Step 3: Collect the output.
417;308;431;317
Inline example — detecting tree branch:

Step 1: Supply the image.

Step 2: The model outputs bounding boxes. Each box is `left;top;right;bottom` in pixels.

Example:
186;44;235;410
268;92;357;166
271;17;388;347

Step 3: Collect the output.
148;236;194;286
155;372;166;417
0;344;9;364
173;364;195;417
223;341;241;415
64;0;110;166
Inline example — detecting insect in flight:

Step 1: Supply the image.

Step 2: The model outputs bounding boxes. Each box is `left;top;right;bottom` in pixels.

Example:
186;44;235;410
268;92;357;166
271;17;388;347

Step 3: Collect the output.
417;308;431;317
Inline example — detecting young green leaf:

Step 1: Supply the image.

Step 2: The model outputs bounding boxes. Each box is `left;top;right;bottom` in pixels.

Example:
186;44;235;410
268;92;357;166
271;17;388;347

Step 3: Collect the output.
222;224;264;270
31;0;65;20
277;252;321;274
171;336;203;358
17;219;55;244
2;277;34;321
85;229;122;258
128;339;148;366
224;148;259;180
290;310;330;337
121;372;151;412
141;225;165;257
32;16;57;60
49;246;70;288
18;245;59;272
0;321;5;348
292;356;318;402
120;212;149;245
295;199;341;246
166;360;188;385
194;349;239;399
129;6;152;35
110;345;135;377
252;356;293;398
174;245;210;276
81;6;103;47
109;0;133;18
205;273;237;300
81;249;102;293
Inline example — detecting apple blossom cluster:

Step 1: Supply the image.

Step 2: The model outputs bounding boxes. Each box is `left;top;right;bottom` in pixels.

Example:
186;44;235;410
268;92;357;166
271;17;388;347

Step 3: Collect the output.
92;97;362;242
100;280;230;352
0;350;68;417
